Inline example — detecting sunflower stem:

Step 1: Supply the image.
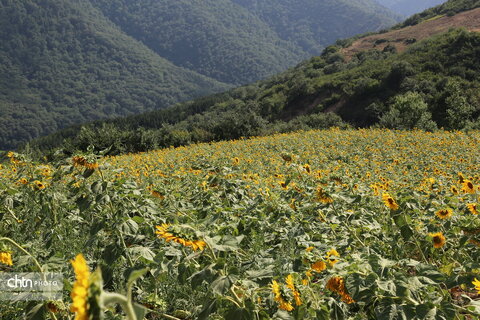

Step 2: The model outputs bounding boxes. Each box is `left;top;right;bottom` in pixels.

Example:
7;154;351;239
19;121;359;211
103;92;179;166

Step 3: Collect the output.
103;292;137;320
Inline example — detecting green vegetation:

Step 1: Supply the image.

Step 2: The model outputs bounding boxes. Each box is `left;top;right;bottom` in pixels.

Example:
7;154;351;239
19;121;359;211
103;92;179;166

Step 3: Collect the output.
90;0;400;85
0;0;229;150
30;28;480;157
398;0;480;27
2;129;480;318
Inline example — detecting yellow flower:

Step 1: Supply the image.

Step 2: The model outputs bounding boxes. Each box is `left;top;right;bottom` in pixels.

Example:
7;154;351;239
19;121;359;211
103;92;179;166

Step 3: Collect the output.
473;278;480;294
382;193;399;210
303;164;311;174
326;276;354;304
326;248;339;267
316;186;333;204
72;156;99;170
271;280;293;311
462;180;475;194
435;208;453;220
155;224;206;251
450;185;459;195
429;232;446;249
33;180;46;190
467;203;479;215
311;260;326;272
305;246;314;252
18;178;28;185
0;252;13;266
285;274;302;306
70;254;90;320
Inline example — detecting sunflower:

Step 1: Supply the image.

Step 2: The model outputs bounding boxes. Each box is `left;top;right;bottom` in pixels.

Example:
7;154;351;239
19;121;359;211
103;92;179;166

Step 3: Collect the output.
271;280;293;311
316;186;333;204
450;185;459;195
429;232;446;249
70;254;90;320
435;208;453;220
473;278;480;294
285;274;302;306
155;224;206;251
303;164;311;174
0;251;13;266
382;193;399;211
462;180;475;194
467;203;479;215
72;156;99;170
326;248;339;267
311;260;326;272
326;276;354;304
33;180;46;190
18;178;28;185
279;181;288;189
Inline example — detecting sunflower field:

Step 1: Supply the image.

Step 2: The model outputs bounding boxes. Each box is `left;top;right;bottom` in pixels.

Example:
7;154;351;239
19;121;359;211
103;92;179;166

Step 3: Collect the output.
1;128;480;319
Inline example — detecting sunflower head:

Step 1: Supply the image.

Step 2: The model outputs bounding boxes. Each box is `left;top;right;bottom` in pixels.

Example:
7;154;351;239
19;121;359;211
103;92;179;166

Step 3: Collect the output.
271;280;294;311
70;254;90;320
462;180;475;194
33;180;46;190
435;208;453;220
467;203;479;215
382;193;399;210
429;232;446;249
0;251;13;266
312;260;327;272
156;224;206;251
473;278;480;294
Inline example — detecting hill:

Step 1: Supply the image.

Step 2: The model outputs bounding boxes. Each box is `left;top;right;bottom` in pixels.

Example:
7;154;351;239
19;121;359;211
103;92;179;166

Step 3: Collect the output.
375;0;446;16
24;1;480;157
89;0;401;85
0;0;228;150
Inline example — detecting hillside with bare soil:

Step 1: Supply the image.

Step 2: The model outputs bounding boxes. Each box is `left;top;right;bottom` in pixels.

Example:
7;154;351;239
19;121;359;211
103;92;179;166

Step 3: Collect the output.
342;7;480;59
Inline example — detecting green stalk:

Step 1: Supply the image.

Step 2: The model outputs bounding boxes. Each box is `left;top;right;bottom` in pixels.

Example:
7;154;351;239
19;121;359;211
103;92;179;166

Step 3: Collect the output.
103;292;137;320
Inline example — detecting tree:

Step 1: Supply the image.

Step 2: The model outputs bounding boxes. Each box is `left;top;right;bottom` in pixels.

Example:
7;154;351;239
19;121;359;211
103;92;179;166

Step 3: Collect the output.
379;92;437;130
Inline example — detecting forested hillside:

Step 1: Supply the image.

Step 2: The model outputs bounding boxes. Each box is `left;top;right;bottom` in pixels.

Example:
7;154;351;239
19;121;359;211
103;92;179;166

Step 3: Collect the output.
375;0;446;16
232;0;399;55
0;0;228;149
30;24;480;156
90;0;400;85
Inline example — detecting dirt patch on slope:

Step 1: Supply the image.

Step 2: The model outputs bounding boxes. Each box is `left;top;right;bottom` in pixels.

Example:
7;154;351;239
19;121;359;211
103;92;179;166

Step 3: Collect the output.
341;8;480;60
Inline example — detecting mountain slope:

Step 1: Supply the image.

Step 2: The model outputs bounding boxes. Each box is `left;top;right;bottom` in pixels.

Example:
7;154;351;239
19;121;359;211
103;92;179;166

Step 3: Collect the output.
30;27;480;155
0;0;228;149
25;1;480;156
232;0;400;55
375;0;446;16
89;0;401;85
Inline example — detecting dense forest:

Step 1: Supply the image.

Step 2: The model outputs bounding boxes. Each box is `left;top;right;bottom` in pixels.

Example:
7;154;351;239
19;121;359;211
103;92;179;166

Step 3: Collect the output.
29;23;480;157
0;0;406;150
89;0;400;85
0;0;228;150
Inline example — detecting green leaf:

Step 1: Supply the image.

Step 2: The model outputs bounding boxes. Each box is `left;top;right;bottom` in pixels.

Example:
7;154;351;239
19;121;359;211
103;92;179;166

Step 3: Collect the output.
225;307;253;320
400;225;413;241
25;302;46;320
133;302;148;320
210;275;232;295
127;268;148;287
128;246;155;262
